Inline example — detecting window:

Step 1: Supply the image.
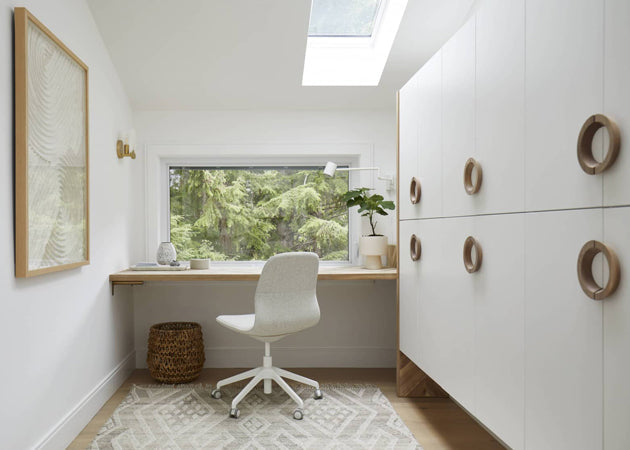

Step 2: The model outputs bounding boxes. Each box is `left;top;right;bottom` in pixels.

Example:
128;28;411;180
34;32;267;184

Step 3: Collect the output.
308;0;383;37
168;166;349;262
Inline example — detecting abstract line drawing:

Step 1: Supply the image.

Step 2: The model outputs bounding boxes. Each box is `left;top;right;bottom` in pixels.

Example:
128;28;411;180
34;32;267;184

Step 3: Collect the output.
15;8;89;277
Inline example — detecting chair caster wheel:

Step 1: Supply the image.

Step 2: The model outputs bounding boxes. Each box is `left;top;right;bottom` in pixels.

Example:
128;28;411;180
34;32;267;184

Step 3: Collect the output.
293;408;304;420
313;389;323;400
211;389;222;399
229;408;240;419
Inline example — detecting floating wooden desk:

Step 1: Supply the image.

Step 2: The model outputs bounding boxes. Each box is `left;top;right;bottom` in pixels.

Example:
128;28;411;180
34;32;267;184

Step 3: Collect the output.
109;265;398;294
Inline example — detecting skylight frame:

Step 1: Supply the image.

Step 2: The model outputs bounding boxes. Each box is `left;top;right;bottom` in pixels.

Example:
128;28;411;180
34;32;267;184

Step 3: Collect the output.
302;0;409;86
307;0;386;39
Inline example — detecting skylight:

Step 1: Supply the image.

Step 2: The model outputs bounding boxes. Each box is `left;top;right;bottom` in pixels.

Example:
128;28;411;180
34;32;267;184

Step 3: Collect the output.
302;0;408;86
308;0;383;37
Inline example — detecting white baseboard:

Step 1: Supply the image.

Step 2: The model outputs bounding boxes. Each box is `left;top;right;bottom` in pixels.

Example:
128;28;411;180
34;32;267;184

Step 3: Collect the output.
35;350;136;450
137;346;396;368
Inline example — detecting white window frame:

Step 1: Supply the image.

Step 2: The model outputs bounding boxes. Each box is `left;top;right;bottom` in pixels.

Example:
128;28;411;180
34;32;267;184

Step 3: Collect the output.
144;143;376;266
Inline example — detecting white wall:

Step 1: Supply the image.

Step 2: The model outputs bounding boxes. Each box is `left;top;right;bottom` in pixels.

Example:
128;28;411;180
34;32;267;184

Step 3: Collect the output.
132;109;398;368
0;1;140;448
134;279;396;368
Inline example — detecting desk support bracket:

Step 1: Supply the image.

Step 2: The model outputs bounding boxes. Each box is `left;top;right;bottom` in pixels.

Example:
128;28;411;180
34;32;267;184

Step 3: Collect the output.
111;281;144;295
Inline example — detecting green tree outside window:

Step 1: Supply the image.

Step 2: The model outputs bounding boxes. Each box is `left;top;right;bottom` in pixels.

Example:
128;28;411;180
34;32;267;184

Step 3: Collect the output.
169;167;349;261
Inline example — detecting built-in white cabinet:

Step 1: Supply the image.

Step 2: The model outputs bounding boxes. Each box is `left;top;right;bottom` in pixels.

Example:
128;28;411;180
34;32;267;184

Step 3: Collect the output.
416;51;443;219
524;0;604;211
603;0;630;206
603;207;630;449
475;0;525;214
524;209;603;450
472;213;525;450
398;220;421;362
398;0;629;447
442;18;476;217
398;76;420;221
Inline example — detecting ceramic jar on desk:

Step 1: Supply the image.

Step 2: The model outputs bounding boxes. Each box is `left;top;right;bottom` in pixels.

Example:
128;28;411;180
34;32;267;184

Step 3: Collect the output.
156;242;176;265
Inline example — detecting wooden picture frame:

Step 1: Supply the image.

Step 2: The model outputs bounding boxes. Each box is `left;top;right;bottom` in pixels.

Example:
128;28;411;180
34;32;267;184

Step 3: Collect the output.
14;8;89;278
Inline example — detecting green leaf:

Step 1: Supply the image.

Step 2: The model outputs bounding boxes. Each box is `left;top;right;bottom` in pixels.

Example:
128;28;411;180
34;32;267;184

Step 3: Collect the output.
381;200;395;209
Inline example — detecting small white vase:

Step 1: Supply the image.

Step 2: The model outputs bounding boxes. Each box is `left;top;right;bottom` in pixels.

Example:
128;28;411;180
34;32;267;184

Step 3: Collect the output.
359;235;388;270
156;242;176;265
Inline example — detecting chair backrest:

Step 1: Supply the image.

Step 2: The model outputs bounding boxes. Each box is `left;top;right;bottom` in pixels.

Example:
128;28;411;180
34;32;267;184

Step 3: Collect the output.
251;252;320;337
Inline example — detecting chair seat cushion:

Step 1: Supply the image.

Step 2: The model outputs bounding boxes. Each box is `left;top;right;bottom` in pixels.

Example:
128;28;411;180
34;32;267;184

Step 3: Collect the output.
216;314;255;334
215;314;289;342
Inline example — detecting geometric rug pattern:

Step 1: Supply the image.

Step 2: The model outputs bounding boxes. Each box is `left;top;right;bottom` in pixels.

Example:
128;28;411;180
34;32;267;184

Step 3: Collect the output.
89;384;422;449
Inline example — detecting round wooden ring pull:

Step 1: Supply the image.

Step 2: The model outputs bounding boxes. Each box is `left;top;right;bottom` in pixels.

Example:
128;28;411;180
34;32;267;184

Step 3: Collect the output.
463;158;482;195
409;177;421;204
463;236;482;273
577;114;620;174
577;240;620;300
410;234;421;261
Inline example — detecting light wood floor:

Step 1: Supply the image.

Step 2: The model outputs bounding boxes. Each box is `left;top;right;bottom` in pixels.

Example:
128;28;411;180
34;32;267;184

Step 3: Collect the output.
70;368;504;449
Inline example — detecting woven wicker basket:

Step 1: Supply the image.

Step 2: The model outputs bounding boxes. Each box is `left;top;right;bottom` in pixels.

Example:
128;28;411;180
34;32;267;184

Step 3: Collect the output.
147;322;205;383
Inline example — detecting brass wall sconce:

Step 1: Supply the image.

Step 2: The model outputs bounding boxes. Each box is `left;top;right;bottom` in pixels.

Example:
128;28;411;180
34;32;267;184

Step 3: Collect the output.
116;129;136;159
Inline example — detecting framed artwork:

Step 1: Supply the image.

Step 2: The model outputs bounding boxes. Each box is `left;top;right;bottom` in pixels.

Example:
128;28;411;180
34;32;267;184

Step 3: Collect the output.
14;8;89;278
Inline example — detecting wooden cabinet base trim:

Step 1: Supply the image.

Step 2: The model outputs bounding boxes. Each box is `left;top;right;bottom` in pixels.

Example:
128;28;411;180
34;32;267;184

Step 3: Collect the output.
397;351;449;398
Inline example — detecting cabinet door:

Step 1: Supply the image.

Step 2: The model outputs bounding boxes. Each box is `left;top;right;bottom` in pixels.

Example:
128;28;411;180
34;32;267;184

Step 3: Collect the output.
442;17;476;217
418;216;474;409
413;218;442;376
603;207;630;449
603;0;630;206
525;0;604;211
475;0;525;214
525;209;603;450
416;51;443;219
399;75;420;220
473;214;525;450
399;220;421;363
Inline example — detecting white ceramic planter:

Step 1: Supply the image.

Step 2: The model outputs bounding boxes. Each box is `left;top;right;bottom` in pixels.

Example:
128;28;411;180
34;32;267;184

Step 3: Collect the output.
190;258;210;269
359;235;388;269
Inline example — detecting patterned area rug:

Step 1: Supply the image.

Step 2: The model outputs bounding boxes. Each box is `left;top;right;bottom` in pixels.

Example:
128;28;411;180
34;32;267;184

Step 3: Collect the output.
90;384;421;449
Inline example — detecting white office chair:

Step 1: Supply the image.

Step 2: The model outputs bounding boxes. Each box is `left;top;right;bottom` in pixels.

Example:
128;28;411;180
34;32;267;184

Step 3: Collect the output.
210;252;323;420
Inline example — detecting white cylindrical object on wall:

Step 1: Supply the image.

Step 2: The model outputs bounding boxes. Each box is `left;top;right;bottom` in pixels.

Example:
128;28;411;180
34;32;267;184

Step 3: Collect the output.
323;161;337;177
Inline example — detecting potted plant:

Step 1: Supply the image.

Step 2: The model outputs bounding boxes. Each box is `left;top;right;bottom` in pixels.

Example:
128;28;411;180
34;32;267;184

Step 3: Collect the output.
343;187;395;269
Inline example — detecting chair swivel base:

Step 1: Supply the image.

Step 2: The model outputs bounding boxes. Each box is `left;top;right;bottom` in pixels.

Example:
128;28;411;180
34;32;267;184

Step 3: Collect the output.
211;352;323;420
